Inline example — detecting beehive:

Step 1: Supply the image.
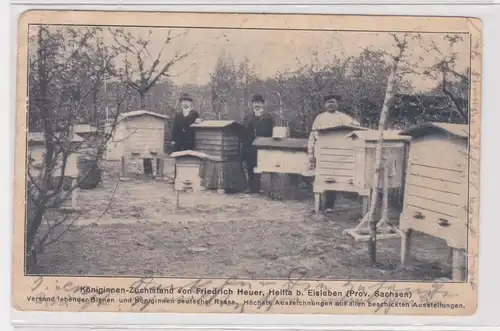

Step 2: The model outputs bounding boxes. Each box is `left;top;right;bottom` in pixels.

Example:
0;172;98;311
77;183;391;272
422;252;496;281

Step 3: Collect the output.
190;120;242;159
398;122;469;280
105;111;169;178
27;132;83;210
170;150;217;192
190;120;246;191
345;130;410;193
116;110;168;158
27;132;83;179
253;137;311;200
312;124;368;195
253;137;310;175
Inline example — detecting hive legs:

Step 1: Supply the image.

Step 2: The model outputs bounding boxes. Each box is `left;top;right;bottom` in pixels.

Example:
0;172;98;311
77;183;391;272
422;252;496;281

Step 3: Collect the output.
120;156;129;180
451;248;467;281
314;193;321;218
71;178;79;210
400;229;413;265
156;158;165;178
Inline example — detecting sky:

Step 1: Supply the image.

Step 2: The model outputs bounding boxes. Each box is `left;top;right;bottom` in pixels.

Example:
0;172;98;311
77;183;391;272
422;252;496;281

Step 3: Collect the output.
33;25;471;92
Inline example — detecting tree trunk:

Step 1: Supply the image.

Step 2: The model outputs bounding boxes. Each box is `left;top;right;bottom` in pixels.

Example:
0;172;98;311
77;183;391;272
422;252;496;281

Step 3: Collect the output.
367;56;401;264
139;89;146;109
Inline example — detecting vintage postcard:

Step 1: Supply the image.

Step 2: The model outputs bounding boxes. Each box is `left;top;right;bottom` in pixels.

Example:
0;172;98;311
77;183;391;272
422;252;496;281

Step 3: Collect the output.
12;10;481;316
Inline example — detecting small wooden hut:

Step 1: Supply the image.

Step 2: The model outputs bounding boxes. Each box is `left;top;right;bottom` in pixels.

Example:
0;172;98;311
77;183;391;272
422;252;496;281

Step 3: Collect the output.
105;110;169;178
398;122;469;281
190;120;247;192
253;137;310;200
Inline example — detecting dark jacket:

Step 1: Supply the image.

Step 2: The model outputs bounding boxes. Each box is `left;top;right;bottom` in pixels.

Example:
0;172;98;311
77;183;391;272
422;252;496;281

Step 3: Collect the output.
171;110;199;152
241;112;274;165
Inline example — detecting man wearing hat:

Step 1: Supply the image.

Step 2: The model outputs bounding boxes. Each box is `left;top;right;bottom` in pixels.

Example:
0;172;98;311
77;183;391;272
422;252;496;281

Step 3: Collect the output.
241;94;274;193
307;94;360;212
170;93;201;152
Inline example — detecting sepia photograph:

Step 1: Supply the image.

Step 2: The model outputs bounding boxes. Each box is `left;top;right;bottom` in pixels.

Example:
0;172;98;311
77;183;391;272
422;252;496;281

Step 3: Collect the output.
12;11;481;315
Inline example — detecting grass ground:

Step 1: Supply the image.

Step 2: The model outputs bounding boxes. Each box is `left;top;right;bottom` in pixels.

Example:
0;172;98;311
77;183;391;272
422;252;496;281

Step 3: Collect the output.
34;159;452;281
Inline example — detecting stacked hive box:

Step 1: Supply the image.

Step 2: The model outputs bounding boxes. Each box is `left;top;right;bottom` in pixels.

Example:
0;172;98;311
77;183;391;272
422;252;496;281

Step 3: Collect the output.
312;124;368;212
190;120;247;192
27;132;84;210
253;137;311;200
345;129;410;215
170;150;218;192
398;122;469;281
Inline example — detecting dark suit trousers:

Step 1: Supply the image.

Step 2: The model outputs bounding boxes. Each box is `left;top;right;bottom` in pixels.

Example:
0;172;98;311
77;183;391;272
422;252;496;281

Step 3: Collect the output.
243;159;261;193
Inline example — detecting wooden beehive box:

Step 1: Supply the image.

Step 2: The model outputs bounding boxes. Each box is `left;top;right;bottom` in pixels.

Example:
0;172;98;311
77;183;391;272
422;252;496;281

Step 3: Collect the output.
170;150;218;192
345;129;411;192
313;124;368;194
27;132;83;179
190;120;246;192
74;124;102;158
399;122;469;250
253;137;309;175
253;137;311;200
190;120;243;160
106;110;168;160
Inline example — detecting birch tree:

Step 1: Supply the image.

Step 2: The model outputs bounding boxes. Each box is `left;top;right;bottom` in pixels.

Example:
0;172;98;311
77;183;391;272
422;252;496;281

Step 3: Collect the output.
366;34;409;263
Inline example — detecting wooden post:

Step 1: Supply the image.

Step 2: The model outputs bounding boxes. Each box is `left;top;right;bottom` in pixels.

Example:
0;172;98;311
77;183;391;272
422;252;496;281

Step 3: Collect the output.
361;195;370;216
120;156;128;179
159;158;165;178
380;166;389;223
400;229;412;265
451;248;467;281
314;193;321;218
71;178;79;210
447;247;454;265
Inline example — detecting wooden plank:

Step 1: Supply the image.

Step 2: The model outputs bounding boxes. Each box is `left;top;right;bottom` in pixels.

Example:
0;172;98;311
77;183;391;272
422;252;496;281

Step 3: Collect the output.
410;163;465;184
195;131;223;139
317;154;354;163
196;140;222;148
318;148;353;156
223;142;240;147
317;162;353;170
406;173;463;195
316;168;353;177
406;195;461;219
318;161;354;171
405;183;462;206
402;205;466;249
196;139;223;145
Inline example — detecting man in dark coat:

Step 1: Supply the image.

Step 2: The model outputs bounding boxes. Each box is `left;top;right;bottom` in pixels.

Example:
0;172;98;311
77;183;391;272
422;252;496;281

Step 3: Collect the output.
241;94;274;193
170;93;200;152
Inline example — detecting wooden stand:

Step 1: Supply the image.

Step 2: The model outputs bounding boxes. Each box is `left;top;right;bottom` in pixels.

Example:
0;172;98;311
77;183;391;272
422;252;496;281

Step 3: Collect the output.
59;178;81;212
343;166;401;242
120;156;129;181
400;229;467;281
120;155;165;180
174;180;194;212
262;173;309;201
